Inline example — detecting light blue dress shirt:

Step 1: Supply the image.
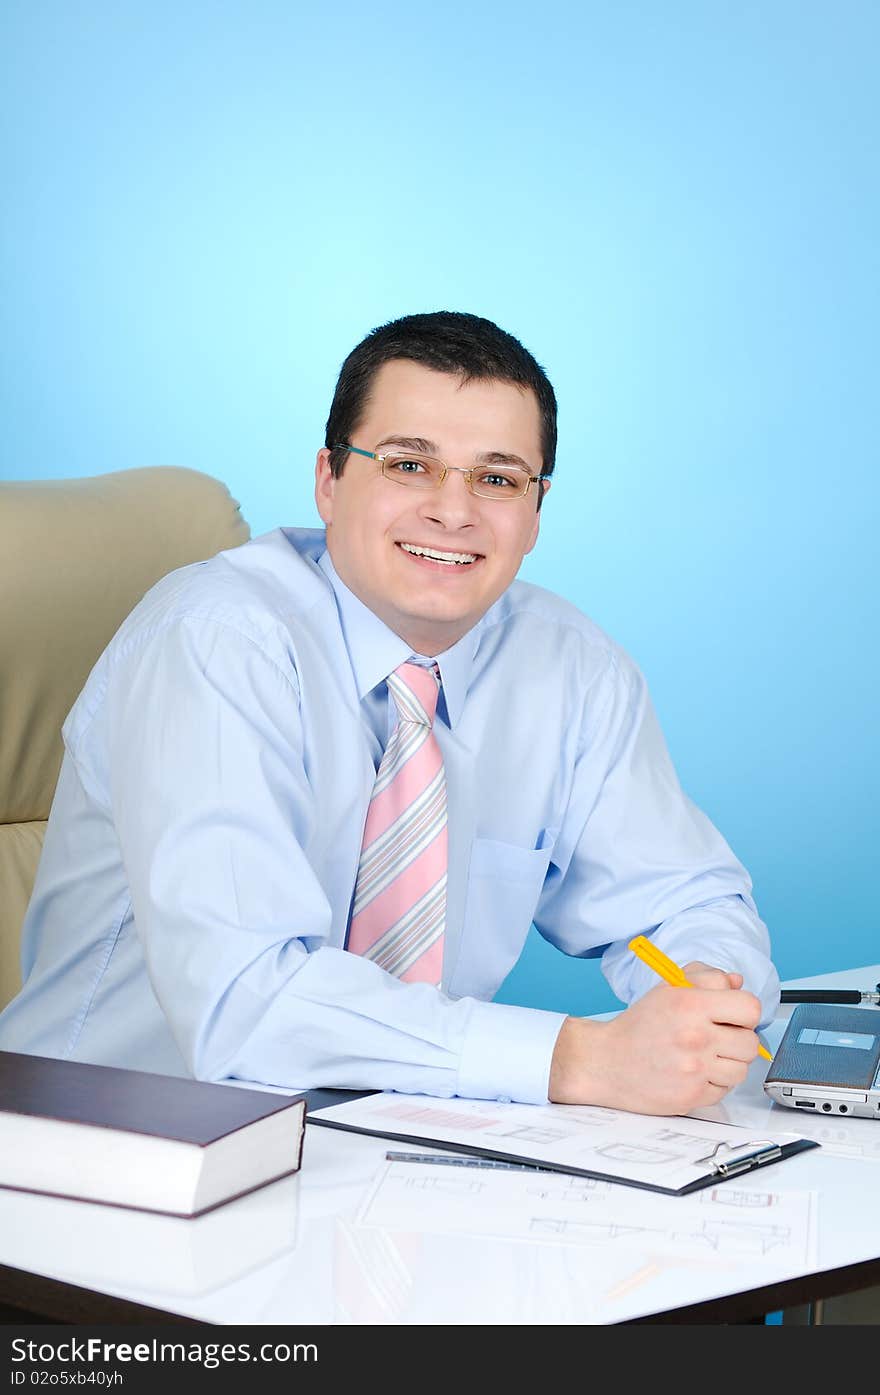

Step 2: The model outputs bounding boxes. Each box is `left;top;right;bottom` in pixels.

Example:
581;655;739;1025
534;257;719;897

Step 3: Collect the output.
0;528;779;1102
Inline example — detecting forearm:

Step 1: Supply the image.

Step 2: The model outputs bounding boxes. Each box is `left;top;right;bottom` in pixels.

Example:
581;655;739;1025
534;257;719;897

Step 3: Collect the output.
183;942;565;1101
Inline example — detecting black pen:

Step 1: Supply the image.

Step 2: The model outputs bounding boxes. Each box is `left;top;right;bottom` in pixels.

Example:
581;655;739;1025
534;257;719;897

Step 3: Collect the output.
780;987;880;1005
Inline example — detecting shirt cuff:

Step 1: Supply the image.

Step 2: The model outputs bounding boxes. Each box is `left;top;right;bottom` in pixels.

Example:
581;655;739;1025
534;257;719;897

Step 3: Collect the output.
456;999;568;1105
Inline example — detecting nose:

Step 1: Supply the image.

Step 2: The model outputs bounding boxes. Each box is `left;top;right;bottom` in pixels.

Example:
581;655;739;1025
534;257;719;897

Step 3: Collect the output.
417;467;482;530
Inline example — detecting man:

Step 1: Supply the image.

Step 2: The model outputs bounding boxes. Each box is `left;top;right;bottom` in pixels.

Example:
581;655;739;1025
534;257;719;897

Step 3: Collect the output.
0;311;779;1112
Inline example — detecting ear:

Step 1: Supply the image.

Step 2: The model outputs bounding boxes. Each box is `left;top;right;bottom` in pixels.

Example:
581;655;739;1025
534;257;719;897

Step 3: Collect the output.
314;448;336;526
524;479;549;555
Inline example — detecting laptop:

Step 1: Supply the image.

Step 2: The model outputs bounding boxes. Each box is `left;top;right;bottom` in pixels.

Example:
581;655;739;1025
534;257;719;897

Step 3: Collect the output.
764;1003;880;1121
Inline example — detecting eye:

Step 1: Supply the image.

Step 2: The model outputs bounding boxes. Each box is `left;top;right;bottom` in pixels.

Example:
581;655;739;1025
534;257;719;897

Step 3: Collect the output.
387;457;429;475
478;470;520;490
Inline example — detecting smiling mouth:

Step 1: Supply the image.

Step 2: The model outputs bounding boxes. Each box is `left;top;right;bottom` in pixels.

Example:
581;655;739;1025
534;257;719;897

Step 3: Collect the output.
398;542;482;566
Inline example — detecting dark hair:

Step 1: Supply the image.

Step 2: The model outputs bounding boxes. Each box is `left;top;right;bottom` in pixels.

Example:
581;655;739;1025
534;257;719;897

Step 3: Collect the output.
324;311;557;507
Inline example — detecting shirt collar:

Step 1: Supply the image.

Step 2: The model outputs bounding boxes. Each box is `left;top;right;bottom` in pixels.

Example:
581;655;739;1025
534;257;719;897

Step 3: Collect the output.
317;546;477;729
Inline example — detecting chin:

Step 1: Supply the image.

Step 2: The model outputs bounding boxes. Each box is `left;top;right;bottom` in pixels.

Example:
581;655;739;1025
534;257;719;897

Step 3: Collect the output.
398;609;474;645
407;603;474;628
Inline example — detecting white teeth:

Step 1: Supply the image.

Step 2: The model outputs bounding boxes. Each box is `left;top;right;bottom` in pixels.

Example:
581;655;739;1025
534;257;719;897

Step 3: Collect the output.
400;543;478;565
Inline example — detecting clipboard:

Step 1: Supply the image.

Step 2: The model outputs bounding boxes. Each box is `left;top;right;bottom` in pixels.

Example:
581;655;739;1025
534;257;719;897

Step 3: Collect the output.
306;1089;818;1196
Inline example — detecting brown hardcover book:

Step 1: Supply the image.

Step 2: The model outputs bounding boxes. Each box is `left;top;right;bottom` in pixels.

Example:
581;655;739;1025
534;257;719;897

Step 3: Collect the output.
0;1050;306;1218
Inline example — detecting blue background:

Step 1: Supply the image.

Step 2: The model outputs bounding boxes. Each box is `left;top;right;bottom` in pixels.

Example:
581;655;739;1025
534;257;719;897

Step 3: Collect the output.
2;1;877;1015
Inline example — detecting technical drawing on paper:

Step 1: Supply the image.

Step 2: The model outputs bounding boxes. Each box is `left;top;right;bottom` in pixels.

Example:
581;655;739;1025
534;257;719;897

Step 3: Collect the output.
316;1090;807;1192
357;1161;817;1272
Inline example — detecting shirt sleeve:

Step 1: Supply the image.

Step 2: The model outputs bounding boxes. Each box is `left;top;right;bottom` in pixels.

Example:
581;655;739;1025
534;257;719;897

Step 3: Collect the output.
533;651;781;1026
105;618;565;1102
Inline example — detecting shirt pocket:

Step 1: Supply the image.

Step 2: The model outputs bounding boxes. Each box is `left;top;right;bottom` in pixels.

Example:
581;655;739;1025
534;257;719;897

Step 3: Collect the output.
449;830;557;1000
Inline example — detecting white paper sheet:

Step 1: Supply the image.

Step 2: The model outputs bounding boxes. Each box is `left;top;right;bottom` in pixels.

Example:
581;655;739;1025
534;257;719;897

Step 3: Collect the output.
357;1157;818;1272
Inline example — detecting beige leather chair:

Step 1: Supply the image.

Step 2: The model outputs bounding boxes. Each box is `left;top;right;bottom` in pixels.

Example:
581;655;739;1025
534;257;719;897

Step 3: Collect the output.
0;466;250;1011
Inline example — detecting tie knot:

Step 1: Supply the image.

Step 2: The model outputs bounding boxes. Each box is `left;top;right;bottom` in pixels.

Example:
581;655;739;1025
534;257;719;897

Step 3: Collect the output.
387;660;440;726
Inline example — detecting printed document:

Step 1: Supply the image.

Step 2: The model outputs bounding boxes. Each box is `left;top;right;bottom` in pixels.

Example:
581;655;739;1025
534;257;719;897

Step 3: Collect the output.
309;1092;811;1194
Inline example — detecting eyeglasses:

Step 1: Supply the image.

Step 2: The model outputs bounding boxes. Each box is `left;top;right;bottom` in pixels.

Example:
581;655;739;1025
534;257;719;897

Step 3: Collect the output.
335;444;550;501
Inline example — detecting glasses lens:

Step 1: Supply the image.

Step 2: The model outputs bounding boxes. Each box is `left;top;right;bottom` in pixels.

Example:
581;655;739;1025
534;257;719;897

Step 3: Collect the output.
382;455;444;487
470;467;531;500
381;455;532;499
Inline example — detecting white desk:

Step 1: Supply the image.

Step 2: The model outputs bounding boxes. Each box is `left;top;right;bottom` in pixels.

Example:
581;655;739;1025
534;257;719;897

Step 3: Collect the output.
2;965;879;1326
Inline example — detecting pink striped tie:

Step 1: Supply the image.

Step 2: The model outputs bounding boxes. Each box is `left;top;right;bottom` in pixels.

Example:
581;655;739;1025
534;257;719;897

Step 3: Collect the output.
346;661;447;985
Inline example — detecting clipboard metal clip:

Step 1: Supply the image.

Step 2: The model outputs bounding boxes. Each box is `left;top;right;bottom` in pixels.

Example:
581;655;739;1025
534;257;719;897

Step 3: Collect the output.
694;1138;783;1179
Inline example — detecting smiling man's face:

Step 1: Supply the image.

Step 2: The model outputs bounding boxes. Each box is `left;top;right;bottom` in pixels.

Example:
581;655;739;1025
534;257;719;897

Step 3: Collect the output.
315;359;548;655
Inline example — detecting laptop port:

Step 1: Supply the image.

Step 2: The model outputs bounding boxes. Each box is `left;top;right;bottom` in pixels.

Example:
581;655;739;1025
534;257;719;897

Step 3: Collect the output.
795;1100;815;1108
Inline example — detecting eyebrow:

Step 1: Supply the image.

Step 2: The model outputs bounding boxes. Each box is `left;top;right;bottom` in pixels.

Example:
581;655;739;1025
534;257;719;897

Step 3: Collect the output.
374;436;533;470
375;436;437;454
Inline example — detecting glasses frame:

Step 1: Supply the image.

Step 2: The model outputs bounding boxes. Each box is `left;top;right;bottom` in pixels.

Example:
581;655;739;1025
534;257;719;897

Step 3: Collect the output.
335;443;550;501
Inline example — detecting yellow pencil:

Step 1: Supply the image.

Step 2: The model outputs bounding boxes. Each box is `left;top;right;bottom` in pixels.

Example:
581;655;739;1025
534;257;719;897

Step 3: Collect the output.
628;934;773;1062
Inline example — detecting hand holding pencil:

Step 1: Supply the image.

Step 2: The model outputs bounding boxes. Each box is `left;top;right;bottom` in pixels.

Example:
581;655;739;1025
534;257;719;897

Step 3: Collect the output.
628;935;773;1062
548;935;772;1114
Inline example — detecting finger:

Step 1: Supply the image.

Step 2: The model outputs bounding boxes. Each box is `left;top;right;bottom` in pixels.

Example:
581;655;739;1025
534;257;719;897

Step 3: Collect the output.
683;962;729;988
703;989;762;1031
694;1081;731;1107
711;1023;762;1064
707;1056;751;1092
684;963;743;993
